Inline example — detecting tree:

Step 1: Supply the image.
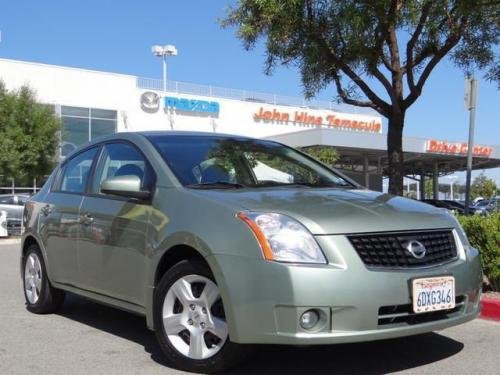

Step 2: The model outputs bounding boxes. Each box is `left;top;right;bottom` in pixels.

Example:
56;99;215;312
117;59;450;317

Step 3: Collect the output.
0;81;60;186
471;173;497;199
299;146;339;165
424;179;433;199
222;0;500;195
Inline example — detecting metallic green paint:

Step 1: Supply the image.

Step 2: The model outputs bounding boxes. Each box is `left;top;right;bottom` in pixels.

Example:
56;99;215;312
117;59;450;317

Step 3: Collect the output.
21;132;482;345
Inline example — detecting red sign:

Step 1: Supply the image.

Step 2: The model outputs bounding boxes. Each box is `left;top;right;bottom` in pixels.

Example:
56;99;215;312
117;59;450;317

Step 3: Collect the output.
253;107;382;134
426;139;493;158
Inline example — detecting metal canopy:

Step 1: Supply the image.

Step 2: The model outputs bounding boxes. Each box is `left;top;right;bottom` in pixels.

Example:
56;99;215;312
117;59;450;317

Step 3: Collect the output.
266;128;500;178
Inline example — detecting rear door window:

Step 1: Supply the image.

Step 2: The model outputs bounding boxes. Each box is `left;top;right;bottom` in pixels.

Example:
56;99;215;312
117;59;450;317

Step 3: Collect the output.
58;147;99;194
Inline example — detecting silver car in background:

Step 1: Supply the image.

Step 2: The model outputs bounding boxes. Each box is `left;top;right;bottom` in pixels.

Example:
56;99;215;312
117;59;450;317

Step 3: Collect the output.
0;194;30;235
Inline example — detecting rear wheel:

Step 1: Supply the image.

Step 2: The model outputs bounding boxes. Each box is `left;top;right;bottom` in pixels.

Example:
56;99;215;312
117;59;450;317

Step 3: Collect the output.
23;244;65;314
153;259;249;372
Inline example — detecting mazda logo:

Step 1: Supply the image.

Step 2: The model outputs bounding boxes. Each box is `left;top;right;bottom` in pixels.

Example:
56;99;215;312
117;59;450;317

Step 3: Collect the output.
140;91;160;113
403;240;427;259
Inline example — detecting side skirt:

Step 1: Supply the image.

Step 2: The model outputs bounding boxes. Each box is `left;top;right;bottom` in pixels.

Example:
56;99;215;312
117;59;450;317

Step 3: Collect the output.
51;281;147;318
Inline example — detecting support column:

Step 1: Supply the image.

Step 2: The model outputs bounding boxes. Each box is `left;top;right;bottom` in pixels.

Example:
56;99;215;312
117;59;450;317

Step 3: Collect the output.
433;163;439;200
363;155;369;189
419;174;425;200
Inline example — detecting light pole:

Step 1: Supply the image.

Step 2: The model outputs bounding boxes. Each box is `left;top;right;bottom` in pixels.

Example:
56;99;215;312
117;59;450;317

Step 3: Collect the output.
464;75;478;214
446;175;458;200
151;44;178;92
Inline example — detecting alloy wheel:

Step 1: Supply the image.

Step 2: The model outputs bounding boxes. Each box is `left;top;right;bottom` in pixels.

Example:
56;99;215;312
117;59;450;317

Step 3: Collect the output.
24;253;42;304
162;274;228;360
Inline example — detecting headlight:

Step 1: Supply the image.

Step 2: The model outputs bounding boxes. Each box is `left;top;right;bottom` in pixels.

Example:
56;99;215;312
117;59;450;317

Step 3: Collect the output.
237;212;327;264
448;214;470;247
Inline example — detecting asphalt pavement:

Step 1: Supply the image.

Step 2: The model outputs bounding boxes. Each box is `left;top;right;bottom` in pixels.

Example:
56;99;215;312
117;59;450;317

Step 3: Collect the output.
1;240;499;375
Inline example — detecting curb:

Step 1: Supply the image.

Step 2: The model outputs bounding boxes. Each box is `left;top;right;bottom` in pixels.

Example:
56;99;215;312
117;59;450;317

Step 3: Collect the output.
480;295;500;321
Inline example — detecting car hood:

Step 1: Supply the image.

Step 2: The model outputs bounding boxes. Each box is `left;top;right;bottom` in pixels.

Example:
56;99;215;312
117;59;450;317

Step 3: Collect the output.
190;187;456;235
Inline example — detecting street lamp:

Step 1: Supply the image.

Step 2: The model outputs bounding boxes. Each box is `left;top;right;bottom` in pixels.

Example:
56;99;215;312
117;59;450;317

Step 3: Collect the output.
446;175;458;200
464;75;478;214
151;44;178;92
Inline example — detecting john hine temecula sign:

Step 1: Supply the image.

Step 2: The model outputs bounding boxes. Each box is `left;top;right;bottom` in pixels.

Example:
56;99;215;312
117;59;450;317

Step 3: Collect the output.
253;106;382;134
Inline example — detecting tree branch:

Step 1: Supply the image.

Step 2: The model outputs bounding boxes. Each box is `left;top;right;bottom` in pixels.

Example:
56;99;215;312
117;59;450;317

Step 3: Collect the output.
367;62;396;102
404;17;468;108
386;0;403;74
406;1;432;92
304;3;391;116
318;38;390;115
333;74;388;116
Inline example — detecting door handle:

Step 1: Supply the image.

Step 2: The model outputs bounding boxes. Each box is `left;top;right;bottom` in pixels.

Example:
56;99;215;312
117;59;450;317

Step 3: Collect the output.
80;213;94;225
41;205;52;216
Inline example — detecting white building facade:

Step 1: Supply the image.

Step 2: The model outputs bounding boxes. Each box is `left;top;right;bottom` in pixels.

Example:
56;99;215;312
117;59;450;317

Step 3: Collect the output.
0;58;383;157
1;58;499;192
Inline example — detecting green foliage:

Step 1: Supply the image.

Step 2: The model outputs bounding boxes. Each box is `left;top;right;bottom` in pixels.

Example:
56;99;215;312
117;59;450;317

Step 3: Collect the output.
222;1;499;195
0;81;60;185
222;1;499;108
458;213;500;291
299;146;338;166
471;173;497;199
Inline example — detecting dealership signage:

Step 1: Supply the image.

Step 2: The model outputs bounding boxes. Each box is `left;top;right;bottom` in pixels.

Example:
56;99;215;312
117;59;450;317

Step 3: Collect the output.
426;139;493;157
140;91;161;113
164;96;220;114
253;106;382;134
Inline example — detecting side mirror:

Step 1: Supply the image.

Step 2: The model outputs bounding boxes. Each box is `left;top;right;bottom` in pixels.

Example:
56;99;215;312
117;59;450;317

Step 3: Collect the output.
101;175;151;200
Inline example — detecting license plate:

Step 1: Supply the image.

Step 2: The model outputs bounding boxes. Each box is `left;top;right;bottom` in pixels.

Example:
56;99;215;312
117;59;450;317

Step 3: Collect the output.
412;276;455;314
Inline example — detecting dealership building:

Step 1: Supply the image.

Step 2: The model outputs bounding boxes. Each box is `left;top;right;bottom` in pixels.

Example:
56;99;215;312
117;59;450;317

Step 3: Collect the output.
1;58;499;195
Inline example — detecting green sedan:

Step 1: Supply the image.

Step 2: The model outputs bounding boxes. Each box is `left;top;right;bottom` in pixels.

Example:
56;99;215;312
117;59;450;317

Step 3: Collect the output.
21;131;482;372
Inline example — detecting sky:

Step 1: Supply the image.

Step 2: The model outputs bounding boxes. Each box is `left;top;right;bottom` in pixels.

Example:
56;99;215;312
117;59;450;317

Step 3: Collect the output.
0;1;499;185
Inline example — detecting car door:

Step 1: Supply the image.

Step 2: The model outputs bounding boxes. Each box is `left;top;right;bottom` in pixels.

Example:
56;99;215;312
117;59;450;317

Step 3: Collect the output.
78;141;154;305
39;146;99;285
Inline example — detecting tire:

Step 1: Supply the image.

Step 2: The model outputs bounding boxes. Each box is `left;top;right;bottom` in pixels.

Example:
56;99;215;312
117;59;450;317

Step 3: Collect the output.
23;244;65;314
153;259;250;373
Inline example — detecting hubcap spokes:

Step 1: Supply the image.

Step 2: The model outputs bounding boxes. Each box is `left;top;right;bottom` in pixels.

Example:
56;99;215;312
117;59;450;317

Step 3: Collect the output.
24;254;42;304
162;274;228;360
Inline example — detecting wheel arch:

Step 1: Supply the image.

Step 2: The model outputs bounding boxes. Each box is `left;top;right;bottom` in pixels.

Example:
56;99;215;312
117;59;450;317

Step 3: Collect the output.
146;242;235;336
20;234;49;278
153;244;212;287
22;235;39;257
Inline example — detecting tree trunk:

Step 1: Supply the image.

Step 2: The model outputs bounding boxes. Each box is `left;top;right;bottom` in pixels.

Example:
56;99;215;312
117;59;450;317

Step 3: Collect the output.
387;112;405;196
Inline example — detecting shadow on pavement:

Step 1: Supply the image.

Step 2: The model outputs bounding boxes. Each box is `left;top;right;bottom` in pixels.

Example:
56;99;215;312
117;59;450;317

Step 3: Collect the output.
225;333;463;374
56;294;171;368
57;294;464;374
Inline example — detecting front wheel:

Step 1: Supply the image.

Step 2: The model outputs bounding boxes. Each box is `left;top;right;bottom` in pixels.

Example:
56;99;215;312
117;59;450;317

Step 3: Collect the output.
153;259;250;373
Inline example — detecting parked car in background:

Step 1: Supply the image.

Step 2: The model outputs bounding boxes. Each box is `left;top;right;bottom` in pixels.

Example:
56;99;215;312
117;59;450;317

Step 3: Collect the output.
490;197;500;211
473;199;498;215
441;200;481;215
472;197;485;205
21;132;482;372
0;194;30;235
421;199;465;215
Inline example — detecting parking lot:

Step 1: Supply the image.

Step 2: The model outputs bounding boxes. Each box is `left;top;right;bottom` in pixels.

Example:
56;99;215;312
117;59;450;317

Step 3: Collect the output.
1;240;499;375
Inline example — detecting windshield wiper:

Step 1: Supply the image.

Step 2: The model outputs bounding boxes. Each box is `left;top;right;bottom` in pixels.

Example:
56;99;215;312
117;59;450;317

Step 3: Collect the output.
186;181;246;189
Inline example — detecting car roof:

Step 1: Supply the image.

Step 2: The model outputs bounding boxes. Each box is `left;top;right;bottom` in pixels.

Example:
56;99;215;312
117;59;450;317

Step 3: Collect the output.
137;130;254;139
64;131;269;160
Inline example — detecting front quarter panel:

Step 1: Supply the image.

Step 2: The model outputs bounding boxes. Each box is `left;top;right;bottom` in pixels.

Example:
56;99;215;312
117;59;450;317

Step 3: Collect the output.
144;186;265;331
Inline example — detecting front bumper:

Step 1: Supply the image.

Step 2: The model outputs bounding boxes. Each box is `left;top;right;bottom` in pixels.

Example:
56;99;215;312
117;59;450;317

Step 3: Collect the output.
211;234;482;345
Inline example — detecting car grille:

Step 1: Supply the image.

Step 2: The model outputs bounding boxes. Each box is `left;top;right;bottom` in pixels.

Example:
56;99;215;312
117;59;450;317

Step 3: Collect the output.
347;229;458;268
378;296;465;326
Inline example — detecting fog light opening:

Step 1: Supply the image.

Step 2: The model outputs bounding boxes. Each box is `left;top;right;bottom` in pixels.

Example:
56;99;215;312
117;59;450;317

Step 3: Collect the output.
299;309;320;330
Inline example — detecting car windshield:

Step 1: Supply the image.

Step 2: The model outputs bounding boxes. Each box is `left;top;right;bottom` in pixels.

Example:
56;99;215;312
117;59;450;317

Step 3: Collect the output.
147;135;354;189
475;200;490;207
